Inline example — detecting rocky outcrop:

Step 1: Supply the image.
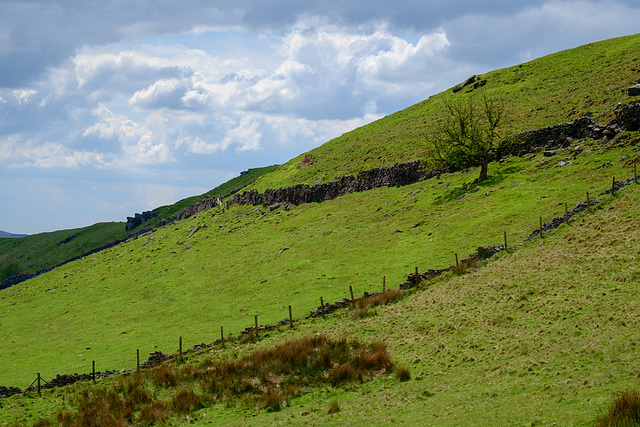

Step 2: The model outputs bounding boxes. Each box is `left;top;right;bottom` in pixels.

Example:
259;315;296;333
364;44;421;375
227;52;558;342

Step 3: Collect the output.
125;211;158;231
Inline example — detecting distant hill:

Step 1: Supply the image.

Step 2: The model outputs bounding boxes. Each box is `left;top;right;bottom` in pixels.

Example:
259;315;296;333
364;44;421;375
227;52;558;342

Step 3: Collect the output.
0;230;27;238
0;165;279;279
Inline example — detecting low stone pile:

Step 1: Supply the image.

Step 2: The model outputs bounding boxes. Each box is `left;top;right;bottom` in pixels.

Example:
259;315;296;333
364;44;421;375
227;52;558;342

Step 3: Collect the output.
0;386;22;398
141;351;173;368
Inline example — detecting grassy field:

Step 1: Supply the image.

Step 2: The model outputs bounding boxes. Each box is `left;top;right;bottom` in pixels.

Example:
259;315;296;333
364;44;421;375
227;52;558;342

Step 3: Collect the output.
2;34;640;426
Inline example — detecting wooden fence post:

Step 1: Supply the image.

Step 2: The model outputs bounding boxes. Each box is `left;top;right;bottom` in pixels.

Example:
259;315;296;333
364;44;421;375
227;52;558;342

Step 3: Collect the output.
221;326;225;347
587;192;590;212
565;203;569;224
92;361;96;383
455;253;459;270
612;176;616;195
179;336;183;360
289;305;293;328
635;163;637;183
539;216;543;237
320;297;325;318
37;372;41;396
504;231;508;251
137;349;140;372
383;276;386;293
349;285;354;302
254;315;259;336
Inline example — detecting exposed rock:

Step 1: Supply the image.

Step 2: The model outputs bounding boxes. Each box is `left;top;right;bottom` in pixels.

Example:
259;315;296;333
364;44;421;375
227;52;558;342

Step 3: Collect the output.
628;84;640;97
126;211;158;231
452;75;476;93
543;150;558;157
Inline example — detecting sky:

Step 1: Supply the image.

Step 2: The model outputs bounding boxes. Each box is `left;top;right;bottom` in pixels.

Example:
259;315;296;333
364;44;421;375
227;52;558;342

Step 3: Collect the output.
1;1;640;235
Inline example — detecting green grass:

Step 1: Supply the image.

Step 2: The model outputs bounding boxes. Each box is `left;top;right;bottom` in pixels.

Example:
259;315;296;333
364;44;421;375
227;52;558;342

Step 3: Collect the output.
0;222;127;277
0;165;278;277
131;164;279;232
250;33;640;191
0;136;635;385
2;34;640;426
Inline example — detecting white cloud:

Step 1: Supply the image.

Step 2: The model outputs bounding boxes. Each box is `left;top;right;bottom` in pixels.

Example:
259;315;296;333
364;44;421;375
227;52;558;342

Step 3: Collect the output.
83;104;171;166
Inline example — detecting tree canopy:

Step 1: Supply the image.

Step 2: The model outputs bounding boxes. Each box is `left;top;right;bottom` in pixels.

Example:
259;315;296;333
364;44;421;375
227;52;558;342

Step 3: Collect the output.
429;93;506;183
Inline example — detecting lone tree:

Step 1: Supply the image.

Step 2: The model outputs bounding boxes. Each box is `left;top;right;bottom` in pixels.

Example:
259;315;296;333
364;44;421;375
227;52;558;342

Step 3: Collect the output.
430;92;506;183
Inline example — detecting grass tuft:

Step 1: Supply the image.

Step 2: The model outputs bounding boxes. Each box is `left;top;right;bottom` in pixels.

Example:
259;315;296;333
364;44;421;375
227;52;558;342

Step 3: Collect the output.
395;366;411;382
596;390;640;427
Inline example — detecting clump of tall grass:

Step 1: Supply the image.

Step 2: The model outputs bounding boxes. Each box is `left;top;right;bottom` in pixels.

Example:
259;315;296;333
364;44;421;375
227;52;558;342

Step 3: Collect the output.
596;389;640;426
352;289;404;319
41;334;394;425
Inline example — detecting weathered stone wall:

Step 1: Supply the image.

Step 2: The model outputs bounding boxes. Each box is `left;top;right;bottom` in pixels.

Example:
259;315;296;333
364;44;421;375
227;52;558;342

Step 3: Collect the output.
228;161;444;207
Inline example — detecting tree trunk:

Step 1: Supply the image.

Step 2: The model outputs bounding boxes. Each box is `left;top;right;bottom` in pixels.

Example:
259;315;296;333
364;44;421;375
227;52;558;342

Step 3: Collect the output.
478;156;488;183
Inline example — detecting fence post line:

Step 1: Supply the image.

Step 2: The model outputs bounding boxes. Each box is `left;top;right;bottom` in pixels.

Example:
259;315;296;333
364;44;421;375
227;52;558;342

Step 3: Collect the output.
37;372;41;396
92;361;96;383
349;285;354;302
587;192;590;212
289;305;293;328
320;297;325;318
137;349;140;372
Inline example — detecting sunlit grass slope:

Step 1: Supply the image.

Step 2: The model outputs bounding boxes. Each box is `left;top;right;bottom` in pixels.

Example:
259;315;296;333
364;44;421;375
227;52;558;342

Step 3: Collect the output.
3;143;640;426
251;33;640;191
0;135;636;388
0;165;278;277
0;222;126;276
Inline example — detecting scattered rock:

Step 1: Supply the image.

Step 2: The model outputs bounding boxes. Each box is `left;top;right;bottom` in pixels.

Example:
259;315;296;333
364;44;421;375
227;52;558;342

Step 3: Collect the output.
543;150;558;157
278;247;290;255
628;84;640;97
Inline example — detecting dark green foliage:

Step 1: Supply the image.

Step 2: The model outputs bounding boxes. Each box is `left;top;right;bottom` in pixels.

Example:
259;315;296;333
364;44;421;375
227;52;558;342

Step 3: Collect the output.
0;261;22;280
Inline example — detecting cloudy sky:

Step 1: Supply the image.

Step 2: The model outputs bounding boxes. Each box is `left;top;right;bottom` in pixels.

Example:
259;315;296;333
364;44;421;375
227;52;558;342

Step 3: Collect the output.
1;1;639;235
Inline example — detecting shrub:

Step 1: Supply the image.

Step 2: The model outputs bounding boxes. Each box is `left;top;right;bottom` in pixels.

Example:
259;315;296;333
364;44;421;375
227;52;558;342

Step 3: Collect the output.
596;389;640;426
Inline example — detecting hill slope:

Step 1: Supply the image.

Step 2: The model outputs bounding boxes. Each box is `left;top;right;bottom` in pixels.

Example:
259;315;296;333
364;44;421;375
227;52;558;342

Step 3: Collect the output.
1;34;640;426
0;165;278;281
250;33;640;191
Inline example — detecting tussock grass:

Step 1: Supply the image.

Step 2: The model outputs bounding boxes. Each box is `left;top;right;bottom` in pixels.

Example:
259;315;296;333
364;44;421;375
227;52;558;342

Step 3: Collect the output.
596;390;640;427
31;335;393;425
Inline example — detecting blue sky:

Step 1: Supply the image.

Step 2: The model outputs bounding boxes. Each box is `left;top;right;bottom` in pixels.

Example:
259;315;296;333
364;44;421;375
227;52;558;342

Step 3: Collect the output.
1;0;640;234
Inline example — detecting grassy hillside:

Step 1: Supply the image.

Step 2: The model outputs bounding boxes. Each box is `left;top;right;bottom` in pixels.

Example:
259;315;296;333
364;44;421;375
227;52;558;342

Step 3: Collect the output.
251;33;640;191
0;222;126;278
2;34;640;426
0;165;278;278
129;165;279;232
